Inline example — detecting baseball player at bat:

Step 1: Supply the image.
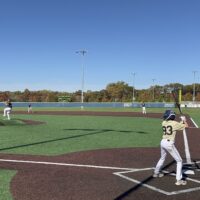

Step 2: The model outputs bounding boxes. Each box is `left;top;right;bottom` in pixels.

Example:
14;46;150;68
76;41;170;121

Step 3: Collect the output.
153;110;188;186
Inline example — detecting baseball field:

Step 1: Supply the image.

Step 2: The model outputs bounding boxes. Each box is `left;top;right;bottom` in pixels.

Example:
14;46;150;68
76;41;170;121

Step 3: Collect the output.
0;107;200;200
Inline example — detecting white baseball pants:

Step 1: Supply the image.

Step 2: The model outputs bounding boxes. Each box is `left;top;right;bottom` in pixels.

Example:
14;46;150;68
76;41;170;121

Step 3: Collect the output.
3;107;11;120
154;139;183;181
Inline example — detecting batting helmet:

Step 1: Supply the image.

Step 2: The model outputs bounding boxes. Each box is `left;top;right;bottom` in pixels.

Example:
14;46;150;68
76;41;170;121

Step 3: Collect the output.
163;110;176;120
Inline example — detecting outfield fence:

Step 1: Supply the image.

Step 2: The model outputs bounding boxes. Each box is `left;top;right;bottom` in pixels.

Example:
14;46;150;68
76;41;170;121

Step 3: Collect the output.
181;101;200;108
0;102;175;108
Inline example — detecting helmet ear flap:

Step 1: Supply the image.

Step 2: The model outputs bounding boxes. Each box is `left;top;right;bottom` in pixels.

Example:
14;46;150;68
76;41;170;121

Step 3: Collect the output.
170;114;176;120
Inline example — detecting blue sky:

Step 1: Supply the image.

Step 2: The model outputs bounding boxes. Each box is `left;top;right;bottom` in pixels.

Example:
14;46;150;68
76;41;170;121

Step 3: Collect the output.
0;0;199;92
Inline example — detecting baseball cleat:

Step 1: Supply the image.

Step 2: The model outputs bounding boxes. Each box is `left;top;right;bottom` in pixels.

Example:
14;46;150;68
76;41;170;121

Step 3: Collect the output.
175;180;187;186
153;173;164;178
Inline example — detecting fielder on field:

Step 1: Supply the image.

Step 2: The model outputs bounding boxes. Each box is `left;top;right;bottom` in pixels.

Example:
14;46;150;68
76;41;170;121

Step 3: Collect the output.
141;102;146;114
28;103;33;113
153;110;188;186
3;99;12;120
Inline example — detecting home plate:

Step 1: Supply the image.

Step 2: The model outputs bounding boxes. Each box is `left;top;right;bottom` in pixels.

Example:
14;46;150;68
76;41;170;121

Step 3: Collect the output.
184;170;195;175
114;168;200;195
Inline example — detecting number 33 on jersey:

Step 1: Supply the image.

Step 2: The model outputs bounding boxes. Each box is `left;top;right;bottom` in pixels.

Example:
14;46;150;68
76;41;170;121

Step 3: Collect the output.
162;120;186;142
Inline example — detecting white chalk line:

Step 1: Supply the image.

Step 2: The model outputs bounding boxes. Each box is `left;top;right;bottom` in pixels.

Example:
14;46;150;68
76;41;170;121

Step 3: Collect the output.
115;116;200;196
1;158;200;195
114;168;200;196
0;117;198;196
190;118;199;128
183;117;199;172
0;158;150;171
183;128;192;164
114;170;171;196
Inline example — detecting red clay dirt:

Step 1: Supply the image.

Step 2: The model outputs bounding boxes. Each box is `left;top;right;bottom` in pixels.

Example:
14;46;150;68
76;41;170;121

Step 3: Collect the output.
0;111;199;200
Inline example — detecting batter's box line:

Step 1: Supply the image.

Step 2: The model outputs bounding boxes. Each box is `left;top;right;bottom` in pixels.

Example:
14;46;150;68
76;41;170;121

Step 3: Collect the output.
1;158;200;195
113;168;200;196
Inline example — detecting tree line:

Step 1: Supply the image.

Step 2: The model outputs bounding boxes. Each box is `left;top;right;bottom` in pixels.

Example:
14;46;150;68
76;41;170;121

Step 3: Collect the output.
0;81;200;102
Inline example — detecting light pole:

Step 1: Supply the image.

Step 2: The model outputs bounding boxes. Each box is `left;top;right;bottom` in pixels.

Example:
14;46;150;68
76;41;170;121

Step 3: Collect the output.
152;78;156;101
131;72;136;102
76;50;87;108
192;71;198;102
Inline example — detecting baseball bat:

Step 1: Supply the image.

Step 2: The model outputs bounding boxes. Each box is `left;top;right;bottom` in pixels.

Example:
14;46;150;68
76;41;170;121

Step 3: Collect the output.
172;89;182;114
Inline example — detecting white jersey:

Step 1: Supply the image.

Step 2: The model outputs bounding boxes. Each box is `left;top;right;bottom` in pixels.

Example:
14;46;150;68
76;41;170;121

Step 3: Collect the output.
162;120;186;141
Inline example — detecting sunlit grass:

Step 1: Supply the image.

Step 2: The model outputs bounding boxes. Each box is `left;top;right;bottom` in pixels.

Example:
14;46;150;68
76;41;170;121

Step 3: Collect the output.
0;106;199;200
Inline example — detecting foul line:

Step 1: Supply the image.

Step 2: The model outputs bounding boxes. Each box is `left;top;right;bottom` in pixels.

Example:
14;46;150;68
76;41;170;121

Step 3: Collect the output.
0;158;152;171
183;116;199;165
183;128;192;164
190;118;199;128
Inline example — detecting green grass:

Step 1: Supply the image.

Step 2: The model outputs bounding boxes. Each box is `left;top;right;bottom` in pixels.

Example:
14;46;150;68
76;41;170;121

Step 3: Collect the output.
0;170;16;200
0;107;199;156
183;108;200;127
0;115;162;155
0;112;162;199
0;107;199;200
0;119;26;126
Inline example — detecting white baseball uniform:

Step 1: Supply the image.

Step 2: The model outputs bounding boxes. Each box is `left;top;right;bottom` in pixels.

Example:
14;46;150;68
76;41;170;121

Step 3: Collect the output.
3;101;12;120
154;120;186;181
142;103;146;114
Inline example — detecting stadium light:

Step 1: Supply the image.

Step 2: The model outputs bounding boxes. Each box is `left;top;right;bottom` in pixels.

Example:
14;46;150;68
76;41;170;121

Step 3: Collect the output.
192;71;198;102
76;50;87;108
152;78;156;101
131;72;136;102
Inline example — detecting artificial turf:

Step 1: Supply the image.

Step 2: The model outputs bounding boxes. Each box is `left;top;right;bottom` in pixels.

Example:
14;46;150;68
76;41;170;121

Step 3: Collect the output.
0;115;161;155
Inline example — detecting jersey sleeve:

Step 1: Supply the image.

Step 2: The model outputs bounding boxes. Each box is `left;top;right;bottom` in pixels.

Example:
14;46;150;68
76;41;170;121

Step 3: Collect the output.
173;121;186;131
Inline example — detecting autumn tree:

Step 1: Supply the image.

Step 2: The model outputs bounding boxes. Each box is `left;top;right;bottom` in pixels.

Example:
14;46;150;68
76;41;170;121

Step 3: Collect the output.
106;81;132;102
